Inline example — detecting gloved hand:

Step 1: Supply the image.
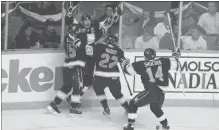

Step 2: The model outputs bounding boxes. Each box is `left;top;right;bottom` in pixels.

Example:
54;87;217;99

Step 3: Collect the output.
120;57;130;68
172;48;181;59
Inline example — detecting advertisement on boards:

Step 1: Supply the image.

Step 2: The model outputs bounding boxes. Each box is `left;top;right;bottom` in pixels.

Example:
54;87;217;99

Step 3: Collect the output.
2;51;219;103
1;52;65;103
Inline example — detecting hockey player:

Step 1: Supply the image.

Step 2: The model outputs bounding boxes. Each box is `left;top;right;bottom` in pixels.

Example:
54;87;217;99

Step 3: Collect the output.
123;48;181;130
86;34;129;116
47;16;87;116
78;14;103;93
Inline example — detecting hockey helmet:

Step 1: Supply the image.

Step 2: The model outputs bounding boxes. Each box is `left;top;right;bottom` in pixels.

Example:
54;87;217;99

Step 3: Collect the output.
81;14;92;22
144;48;156;60
106;34;118;45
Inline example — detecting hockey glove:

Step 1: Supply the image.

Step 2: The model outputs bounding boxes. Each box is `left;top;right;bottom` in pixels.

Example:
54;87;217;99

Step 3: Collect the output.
120;57;130;69
172;48;181;59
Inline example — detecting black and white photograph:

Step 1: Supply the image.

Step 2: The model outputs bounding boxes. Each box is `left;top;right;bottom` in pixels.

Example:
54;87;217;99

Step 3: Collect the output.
1;1;219;130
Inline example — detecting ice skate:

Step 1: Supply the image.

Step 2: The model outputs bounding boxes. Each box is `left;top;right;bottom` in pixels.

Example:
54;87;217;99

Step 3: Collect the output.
161;123;170;130
69;107;82;117
103;107;111;118
123;122;134;130
47;102;60;115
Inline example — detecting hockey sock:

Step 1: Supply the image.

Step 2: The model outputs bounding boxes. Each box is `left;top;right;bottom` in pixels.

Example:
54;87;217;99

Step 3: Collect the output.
121;101;129;111
150;103;168;125
53;90;68;105
53;97;62;105
128;113;137;123
70;94;81;108
100;99;109;109
117;96;129;111
127;99;139;123
70;102;81;108
158;114;168;125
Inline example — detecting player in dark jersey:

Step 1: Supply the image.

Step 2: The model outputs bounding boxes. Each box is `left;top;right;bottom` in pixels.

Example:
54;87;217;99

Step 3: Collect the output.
47;16;86;116
123;48;181;130
86;34;129;116
77;14;103;94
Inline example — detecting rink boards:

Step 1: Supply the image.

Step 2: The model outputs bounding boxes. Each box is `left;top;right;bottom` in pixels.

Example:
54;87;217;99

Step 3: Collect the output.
1;50;219;109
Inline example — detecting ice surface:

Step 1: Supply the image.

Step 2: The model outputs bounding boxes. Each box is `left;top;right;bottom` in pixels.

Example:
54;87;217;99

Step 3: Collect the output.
2;106;219;130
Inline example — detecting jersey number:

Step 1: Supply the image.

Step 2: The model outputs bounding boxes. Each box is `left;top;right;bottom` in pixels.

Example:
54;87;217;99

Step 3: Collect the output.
146;65;164;83
86;45;93;56
99;53;118;68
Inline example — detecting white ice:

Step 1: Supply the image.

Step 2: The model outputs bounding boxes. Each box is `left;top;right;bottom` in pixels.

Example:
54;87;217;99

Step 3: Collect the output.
2;106;219;130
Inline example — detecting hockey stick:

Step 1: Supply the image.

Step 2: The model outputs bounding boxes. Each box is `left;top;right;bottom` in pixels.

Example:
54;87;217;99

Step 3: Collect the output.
167;3;185;96
119;63;133;96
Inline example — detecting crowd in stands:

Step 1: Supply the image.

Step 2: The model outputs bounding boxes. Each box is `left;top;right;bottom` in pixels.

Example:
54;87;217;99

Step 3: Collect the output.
1;1;219;51
131;1;219;50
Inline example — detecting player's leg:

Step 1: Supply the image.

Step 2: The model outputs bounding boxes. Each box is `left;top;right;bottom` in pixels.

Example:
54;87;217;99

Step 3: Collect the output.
47;67;73;115
93;76;110;115
150;88;169;130
69;67;83;116
123;89;151;130
108;77;129;114
83;59;95;92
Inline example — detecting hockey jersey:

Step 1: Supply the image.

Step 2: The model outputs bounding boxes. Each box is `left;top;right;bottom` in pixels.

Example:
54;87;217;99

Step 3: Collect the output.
126;57;179;87
64;34;87;68
86;43;124;78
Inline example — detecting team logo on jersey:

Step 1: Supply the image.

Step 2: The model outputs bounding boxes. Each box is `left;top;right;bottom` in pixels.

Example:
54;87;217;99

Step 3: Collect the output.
86;45;93;56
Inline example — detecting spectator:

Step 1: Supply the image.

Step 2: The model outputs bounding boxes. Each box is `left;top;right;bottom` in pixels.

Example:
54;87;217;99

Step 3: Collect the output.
14;23;38;49
198;2;219;35
159;23;183;50
99;3;120;35
134;26;159;50
182;26;207;50
183;13;206;36
39;18;60;48
141;10;149;29
154;11;174;40
141;10;157;30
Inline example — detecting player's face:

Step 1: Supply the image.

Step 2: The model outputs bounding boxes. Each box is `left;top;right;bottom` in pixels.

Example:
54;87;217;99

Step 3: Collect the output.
208;2;217;14
83;19;91;29
105;7;113;17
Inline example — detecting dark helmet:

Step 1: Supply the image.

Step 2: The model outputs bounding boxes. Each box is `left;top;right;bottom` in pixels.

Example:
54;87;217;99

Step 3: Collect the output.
106;34;118;45
81;14;92;22
144;48;156;60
